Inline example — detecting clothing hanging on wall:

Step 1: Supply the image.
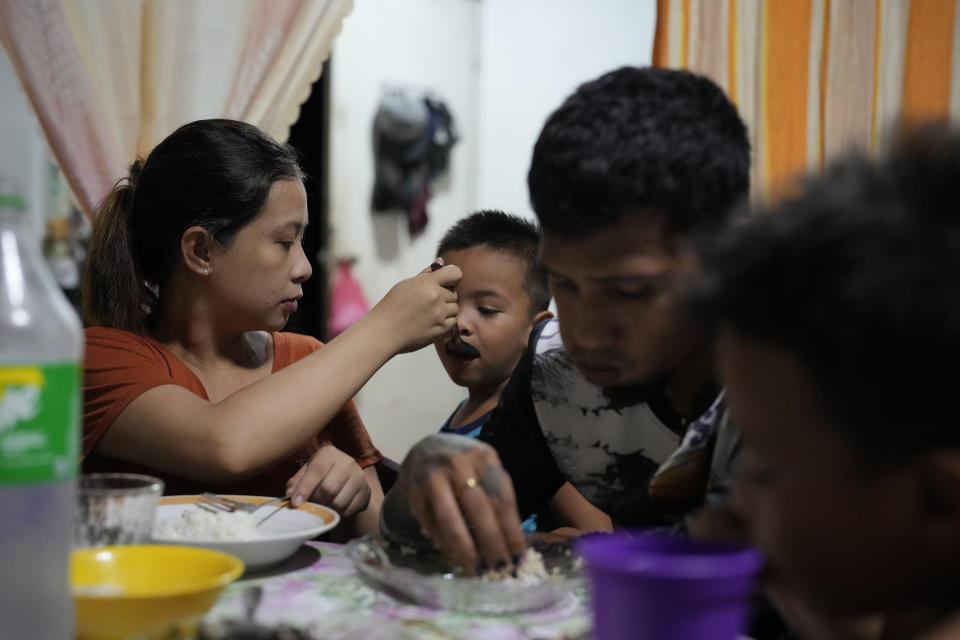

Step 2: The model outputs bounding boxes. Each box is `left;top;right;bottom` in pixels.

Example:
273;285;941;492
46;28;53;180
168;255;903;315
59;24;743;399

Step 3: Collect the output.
371;88;458;235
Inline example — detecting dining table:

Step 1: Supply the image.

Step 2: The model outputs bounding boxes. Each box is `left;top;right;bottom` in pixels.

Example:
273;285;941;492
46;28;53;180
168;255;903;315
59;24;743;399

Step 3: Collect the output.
201;540;593;640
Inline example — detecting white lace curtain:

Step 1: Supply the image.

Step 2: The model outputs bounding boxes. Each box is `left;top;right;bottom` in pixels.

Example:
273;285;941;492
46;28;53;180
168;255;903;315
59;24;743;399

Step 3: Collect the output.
0;0;353;218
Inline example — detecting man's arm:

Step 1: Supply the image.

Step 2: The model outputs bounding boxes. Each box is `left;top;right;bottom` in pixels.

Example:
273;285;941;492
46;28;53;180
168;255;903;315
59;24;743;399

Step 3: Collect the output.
548;481;613;533
380;433;526;572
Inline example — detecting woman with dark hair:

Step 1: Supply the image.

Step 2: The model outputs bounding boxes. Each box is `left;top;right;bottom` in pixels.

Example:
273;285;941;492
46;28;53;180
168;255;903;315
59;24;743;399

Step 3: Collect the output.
80;119;460;536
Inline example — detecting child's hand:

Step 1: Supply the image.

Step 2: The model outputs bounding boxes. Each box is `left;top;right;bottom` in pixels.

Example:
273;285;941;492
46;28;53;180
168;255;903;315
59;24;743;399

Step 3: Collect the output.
286;444;371;517
370;259;461;354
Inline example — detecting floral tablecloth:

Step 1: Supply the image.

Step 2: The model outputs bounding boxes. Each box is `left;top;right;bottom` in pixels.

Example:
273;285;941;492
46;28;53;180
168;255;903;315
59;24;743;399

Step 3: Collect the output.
204;541;592;640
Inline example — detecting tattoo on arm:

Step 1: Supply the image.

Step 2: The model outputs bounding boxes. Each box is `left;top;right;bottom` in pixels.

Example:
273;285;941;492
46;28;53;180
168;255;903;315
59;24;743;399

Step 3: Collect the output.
480;463;503;498
406;433;483;488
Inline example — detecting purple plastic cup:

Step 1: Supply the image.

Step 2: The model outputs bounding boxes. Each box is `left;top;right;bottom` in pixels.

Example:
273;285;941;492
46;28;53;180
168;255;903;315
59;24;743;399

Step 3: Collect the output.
576;531;763;640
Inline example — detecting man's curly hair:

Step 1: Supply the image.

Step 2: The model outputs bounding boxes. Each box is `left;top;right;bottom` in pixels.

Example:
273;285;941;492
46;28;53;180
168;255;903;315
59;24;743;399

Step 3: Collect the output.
528;66;750;239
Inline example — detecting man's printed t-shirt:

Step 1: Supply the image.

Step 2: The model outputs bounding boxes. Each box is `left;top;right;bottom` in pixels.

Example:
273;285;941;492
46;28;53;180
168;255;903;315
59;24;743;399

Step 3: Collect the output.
480;319;731;527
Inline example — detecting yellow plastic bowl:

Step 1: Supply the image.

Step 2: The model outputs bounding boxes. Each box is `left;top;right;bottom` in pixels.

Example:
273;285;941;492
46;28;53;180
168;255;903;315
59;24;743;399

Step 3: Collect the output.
71;545;244;640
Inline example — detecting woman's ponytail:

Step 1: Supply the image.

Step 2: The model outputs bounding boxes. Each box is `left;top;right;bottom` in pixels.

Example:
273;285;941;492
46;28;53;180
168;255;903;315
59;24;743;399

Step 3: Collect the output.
80;159;155;333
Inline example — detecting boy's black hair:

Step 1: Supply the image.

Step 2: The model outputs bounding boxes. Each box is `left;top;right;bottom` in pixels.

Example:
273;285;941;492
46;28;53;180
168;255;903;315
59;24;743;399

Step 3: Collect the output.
528;66;751;239
698;124;960;462
437;210;550;314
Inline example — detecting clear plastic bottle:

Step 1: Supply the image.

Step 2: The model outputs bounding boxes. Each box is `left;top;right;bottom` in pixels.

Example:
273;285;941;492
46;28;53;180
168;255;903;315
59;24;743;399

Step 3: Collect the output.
0;186;82;638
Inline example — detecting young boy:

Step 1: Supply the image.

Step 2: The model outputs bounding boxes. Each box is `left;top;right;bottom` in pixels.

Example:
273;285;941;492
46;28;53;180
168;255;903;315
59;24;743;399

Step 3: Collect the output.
703;129;960;639
434;210;552;439
433;210;611;534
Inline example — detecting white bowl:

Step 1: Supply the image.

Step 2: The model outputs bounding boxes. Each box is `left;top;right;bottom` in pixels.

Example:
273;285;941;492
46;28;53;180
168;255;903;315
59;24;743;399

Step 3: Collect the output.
152;495;339;571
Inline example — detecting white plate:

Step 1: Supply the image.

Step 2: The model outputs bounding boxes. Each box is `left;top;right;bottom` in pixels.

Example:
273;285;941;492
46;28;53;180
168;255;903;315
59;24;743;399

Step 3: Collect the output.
152;495;339;571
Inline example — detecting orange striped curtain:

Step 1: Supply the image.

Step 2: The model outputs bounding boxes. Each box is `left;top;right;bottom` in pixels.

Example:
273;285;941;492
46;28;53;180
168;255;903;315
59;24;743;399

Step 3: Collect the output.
653;0;960;201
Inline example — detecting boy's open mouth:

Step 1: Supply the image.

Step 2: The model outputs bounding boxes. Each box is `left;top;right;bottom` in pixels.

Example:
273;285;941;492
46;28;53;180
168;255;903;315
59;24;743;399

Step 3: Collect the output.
445;340;480;359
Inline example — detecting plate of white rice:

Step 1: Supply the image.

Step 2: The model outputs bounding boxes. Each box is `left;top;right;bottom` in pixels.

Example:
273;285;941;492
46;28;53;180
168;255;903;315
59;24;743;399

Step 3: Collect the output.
152;495;339;570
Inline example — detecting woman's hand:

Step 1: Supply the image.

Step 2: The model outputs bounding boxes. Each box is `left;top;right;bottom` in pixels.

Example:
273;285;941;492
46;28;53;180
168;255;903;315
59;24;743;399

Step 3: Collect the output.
286;444;371;517
368;260;461;354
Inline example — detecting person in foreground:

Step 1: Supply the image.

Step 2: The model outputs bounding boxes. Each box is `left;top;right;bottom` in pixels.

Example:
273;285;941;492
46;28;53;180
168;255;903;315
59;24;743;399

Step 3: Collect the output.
381;66;751;570
701;128;960;640
433;209;606;534
81;119;461;537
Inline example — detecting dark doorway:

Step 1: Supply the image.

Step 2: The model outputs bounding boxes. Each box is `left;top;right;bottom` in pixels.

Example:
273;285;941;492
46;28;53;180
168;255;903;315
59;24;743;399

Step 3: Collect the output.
285;59;333;341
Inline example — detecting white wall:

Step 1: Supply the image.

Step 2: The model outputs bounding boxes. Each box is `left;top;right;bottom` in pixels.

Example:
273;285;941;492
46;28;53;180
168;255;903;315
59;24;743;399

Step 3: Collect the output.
330;0;656;462
475;0;657;217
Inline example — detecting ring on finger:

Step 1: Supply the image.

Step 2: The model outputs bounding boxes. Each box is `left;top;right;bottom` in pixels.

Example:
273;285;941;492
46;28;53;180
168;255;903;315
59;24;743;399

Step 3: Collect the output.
457;476;479;498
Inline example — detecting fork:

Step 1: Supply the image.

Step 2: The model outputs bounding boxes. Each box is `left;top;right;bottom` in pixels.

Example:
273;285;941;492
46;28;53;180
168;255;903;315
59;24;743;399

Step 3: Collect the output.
198;493;290;515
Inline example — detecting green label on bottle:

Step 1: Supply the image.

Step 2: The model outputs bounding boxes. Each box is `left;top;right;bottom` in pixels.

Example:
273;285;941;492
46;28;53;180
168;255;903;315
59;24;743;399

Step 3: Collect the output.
0;363;79;484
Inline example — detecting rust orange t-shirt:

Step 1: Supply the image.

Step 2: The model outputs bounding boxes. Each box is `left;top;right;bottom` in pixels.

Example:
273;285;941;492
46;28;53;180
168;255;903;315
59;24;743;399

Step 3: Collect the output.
82;327;382;496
